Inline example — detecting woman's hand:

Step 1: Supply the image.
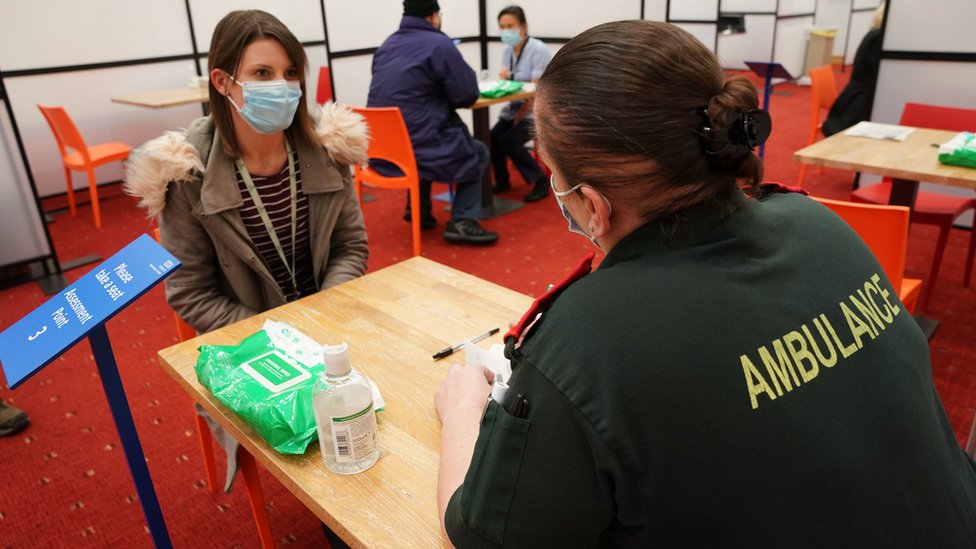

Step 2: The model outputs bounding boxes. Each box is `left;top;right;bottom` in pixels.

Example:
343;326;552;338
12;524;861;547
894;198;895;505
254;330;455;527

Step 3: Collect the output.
499;67;512;80
435;364;494;424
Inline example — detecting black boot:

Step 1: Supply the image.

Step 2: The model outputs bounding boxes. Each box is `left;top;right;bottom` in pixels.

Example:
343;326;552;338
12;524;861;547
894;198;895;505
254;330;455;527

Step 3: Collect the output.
404;181;437;229
523;177;550;202
444;218;499;245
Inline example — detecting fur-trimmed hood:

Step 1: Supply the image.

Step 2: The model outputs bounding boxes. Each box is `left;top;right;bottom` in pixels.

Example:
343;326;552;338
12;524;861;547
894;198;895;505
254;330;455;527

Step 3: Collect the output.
124;101;368;219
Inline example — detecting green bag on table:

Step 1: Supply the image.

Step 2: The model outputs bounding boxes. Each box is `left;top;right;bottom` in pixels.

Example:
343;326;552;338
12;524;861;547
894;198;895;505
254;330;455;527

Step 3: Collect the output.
938;132;976;169
479;79;523;98
195;320;324;454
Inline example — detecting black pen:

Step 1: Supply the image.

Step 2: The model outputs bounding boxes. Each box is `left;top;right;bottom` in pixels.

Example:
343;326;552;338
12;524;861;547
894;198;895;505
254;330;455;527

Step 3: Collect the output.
507;393;530;418
432;327;500;360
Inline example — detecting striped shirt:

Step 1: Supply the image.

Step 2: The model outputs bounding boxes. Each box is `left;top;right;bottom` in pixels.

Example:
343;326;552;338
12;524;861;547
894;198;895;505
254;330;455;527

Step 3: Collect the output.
235;150;317;301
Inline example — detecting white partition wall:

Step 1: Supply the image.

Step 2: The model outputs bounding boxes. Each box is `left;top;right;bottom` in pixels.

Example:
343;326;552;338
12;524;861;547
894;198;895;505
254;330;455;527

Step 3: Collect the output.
815;0;851;57
870;0;976;226
0;95;51;268
670;0;719;21
773;15;814;79
715;0;863;74
844;8;876;65
0;0;334;199
0;0;940;207
717;14;775;69
0;2;193;71
644;0;668;21
485;0;640;38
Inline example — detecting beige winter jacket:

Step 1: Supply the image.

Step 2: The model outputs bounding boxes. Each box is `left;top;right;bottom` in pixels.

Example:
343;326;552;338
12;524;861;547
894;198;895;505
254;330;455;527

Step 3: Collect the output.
124;102;370;334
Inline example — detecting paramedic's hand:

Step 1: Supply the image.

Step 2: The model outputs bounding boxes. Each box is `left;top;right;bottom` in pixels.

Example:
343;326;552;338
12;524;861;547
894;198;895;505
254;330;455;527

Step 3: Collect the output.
435;364;494;423
436;363;495;547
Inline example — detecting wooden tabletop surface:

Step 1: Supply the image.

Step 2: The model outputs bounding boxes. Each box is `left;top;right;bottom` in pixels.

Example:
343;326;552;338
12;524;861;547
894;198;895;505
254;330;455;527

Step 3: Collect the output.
793;127;976;189
111;86;209;109
157;257;533;548
471;89;535;109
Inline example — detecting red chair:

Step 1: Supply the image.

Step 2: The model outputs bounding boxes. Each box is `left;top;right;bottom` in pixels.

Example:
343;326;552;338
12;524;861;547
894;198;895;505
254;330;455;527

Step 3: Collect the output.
350;106;423;257
795;66;837;186
37;104;132;228
152;228;275;549
316;66;333;105
850;102;976;310
812;197;922;314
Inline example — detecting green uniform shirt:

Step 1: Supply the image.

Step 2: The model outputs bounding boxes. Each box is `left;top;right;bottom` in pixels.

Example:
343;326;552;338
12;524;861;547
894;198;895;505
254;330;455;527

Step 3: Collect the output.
446;191;976;548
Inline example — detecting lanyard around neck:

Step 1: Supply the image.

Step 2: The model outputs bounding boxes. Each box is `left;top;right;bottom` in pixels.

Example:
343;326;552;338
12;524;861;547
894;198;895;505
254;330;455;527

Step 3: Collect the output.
510;37;527;78
236;141;299;293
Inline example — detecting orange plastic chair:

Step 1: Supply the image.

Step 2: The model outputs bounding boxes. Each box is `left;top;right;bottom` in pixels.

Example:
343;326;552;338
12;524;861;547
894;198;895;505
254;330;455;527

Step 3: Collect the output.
812;196;922;314
316;66;333;105
795;66;838;186
152;228;275;549
850;102;976;311
350;106;422;257
37;105;132;228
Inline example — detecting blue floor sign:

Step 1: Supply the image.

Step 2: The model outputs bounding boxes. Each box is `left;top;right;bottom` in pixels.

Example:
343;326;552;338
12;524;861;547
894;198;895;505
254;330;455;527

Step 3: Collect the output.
0;233;181;388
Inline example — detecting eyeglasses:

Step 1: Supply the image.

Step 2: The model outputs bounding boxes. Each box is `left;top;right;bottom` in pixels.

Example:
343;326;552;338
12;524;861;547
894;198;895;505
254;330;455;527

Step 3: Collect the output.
550;174;584;197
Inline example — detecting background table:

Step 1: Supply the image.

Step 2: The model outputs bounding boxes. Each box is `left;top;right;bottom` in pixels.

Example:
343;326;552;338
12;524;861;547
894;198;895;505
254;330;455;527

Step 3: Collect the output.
793;127;976;207
111;86;209;109
157;257;532;548
470;89;535;218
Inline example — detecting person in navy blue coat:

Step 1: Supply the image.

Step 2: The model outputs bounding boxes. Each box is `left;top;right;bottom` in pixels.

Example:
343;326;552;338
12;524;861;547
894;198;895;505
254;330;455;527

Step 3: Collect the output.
368;0;498;245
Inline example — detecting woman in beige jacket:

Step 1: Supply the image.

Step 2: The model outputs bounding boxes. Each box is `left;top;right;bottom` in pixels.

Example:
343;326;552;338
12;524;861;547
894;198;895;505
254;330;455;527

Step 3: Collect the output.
126;10;369;334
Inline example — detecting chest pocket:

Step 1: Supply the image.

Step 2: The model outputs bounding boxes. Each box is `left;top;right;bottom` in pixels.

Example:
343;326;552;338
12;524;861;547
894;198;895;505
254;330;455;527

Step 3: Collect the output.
459;400;531;545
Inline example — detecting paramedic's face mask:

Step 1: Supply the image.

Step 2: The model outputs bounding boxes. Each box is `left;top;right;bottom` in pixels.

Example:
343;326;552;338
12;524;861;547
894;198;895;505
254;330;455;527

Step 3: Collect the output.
549;174;612;247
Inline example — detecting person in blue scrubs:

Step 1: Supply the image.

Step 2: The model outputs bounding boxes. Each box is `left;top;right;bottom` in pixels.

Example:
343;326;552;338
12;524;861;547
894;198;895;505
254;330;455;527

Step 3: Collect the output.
490;6;552;202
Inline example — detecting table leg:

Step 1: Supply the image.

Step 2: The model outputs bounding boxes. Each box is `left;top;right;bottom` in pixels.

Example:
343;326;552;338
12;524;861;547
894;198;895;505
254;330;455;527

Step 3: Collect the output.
472;108;524;220
887;177;939;339
888;178;919;209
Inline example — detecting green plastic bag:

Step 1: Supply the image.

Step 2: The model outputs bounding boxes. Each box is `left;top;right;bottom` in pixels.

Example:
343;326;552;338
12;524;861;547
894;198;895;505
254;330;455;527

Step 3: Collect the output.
938;132;976;169
195;320;325;454
479;79;523;98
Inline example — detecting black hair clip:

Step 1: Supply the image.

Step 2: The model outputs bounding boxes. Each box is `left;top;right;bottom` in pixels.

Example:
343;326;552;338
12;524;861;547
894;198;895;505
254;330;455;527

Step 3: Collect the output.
697;108;772;170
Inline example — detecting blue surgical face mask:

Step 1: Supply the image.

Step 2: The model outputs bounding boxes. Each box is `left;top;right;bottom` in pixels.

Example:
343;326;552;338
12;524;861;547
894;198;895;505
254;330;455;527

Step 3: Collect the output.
227;75;302;135
550;174;612;247
500;28;522;47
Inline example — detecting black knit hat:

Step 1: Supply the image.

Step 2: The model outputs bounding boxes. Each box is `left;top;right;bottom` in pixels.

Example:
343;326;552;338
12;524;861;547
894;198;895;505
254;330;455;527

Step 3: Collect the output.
404;0;440;17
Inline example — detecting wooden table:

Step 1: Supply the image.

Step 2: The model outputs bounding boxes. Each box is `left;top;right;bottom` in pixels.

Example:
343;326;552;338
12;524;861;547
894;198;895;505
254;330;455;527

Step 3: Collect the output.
111;86;209;109
469;89;536;219
157;257;532;548
793;127;976;207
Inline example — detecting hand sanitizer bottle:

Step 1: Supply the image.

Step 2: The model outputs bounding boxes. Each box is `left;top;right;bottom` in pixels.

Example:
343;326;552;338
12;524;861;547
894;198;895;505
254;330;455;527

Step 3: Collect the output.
313;343;380;474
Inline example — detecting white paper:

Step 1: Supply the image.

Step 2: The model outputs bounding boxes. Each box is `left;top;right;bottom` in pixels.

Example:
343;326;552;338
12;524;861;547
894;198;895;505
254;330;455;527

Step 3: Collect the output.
843;121;916;141
464;342;511;383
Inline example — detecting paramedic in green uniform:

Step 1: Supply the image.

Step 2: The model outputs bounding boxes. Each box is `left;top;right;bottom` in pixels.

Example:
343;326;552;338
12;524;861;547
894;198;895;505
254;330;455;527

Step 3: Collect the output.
434;20;976;548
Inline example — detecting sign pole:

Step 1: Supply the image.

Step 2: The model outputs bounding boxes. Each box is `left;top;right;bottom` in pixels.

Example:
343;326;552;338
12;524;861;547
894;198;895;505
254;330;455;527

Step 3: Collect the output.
759;64;772;159
744;61;794;160
0;234;182;547
89;324;173;549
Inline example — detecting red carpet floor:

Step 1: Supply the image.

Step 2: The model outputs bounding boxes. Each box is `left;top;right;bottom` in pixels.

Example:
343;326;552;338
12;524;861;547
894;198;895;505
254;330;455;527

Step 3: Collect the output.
1;66;974;547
